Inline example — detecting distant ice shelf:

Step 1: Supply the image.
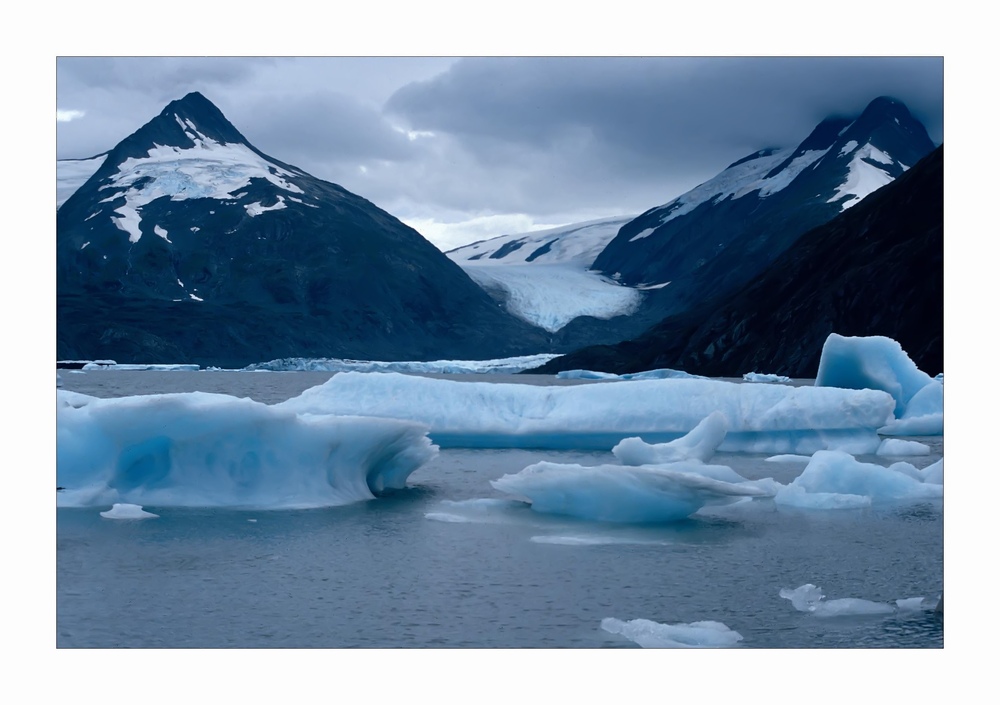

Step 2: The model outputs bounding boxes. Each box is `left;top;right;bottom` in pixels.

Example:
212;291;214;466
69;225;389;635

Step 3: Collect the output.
243;353;562;374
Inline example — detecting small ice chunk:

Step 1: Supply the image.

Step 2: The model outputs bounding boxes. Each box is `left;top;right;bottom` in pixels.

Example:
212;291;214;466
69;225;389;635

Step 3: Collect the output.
100;503;159;520
765;454;812;463
601;617;743;648
774;450;942;507
779;584;894;617
743;372;791;383
613;411;728;464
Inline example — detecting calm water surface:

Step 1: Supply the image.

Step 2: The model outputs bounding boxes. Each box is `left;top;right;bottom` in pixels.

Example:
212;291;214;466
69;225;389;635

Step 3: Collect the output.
56;370;944;648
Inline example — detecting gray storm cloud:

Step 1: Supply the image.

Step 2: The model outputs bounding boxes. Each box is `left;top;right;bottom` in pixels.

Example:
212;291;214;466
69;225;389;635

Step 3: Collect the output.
56;56;942;247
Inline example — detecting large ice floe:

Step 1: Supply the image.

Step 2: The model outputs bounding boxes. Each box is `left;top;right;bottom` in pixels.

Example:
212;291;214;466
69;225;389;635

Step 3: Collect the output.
601;617;743;648
57;389;437;509
773;450;942;509
815;334;942;435
281;372;895;453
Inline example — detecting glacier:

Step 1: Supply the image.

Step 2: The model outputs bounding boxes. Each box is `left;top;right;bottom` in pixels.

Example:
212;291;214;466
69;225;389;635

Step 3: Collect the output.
601;617;743;648
281;372;896;453
815;334;942;435
57;389;437;509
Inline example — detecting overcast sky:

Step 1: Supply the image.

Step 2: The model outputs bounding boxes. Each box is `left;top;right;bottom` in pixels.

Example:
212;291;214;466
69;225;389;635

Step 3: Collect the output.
56;56;943;251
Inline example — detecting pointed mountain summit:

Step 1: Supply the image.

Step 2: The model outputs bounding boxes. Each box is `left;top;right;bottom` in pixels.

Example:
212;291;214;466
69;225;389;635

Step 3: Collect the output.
591;96;935;309
57;93;550;367
537;144;943;378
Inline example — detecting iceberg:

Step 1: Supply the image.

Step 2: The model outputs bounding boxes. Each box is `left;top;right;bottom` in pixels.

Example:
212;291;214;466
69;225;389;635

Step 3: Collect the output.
815;334;942;435
779;584;898;617
773;450;942;509
919;458;943;485
601;617;743;648
743;372;792;383
878;380;944;436
281;372;896;453
491;460;774;523
57;389;437;509
613;411;728;464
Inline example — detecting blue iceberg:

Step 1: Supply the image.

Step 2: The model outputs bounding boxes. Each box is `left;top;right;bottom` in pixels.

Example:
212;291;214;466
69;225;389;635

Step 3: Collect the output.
815;334;942;435
282;372;895;453
57;389;437;509
773;450;942;509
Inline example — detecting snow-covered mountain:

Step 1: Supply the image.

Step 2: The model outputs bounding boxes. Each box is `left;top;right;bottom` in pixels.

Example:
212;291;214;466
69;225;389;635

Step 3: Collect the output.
440;97;935;346
56;92;550;367
446;216;644;332
592;97;936;306
448;215;634;267
537;145;943;378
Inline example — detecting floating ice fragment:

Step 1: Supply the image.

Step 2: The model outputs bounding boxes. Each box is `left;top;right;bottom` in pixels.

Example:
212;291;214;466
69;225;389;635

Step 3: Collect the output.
100;503;159;520
743;372;791;383
773;450;942;508
613;411;728;465
765;454;812;463
895;597;930;611
601;617;743;648
492;461;773;523
780;583;900;617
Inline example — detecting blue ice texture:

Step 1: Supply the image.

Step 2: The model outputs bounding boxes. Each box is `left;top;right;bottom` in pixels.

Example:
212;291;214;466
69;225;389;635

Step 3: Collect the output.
601;617;743;648
57;389;437;509
773;450;942;509
282;371;896;453
815;334;942;435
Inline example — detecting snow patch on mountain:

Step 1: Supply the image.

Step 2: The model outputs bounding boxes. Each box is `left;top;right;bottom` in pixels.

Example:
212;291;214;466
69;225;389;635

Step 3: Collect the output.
97;126;307;242
628;146;830;242
448;215;634;267
828;143;900;210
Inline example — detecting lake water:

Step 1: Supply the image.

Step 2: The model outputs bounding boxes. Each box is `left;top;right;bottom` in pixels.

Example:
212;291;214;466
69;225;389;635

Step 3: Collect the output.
56;370;943;649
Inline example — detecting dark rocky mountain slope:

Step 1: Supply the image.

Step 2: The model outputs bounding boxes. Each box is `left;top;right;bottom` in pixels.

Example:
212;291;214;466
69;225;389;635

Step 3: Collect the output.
534;144;943;378
57;92;550;367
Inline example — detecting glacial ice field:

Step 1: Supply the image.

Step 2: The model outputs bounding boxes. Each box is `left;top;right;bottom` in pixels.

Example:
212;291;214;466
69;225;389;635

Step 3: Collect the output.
56;337;943;648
